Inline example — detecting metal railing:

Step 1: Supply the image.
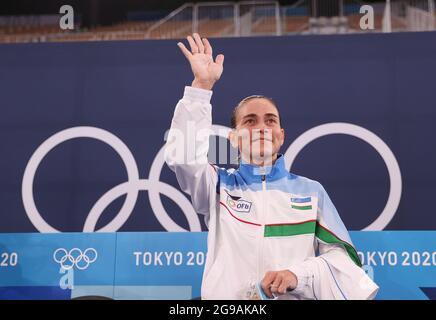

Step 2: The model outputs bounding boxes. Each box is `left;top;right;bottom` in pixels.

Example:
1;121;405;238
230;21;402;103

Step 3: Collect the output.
0;15;59;27
145;1;281;39
389;0;435;31
280;0;435;34
0;1;435;43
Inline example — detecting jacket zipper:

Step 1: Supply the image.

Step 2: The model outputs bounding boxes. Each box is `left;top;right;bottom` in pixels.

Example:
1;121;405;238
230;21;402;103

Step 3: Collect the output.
257;174;267;283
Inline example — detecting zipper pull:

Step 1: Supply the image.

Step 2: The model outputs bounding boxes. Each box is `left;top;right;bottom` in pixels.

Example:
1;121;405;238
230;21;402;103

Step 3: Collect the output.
261;175;265;181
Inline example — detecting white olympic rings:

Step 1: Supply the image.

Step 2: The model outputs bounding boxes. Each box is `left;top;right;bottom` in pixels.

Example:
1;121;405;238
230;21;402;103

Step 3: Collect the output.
22;123;401;232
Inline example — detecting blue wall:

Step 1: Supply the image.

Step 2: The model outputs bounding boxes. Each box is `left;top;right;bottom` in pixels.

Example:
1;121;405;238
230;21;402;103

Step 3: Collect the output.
1;32;436;232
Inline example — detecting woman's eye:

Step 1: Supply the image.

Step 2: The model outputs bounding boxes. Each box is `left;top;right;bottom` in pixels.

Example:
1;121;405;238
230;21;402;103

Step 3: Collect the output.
245;119;254;124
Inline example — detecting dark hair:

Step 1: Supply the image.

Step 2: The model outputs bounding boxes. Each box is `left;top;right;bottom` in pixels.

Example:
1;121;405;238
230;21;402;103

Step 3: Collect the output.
230;95;282;129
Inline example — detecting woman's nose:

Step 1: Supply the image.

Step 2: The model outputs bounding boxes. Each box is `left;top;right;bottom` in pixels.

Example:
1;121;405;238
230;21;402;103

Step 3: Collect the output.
251;128;272;139
252;126;268;133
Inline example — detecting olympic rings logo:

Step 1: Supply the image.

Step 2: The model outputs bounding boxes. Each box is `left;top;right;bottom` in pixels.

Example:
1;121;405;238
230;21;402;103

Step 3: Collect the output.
53;248;98;270
22;123;402;232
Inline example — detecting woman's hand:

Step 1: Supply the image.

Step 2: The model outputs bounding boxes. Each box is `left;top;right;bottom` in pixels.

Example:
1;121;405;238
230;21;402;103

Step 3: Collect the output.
261;270;298;298
178;33;224;90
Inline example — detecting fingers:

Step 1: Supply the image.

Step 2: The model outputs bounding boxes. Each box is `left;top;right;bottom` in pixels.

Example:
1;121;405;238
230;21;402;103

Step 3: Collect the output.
187;35;198;54
215;54;224;66
177;42;192;60
278;280;290;294
193;33;205;53
282;270;298;292
270;274;282;295
202;37;212;55
262;270;294;298
184;34;219;59
261;271;276;298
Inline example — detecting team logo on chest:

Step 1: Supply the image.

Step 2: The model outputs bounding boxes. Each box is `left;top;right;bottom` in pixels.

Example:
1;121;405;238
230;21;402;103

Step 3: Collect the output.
290;196;312;210
225;189;252;213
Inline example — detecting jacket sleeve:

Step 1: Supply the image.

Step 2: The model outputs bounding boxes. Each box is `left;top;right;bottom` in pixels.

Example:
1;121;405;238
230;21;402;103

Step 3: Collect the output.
287;183;379;300
164;86;219;217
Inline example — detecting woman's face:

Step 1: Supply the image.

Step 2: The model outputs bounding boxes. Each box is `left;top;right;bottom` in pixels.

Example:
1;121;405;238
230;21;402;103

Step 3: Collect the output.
230;98;285;165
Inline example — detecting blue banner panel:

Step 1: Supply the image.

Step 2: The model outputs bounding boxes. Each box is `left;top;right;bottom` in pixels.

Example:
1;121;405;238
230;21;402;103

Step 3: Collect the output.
0;231;435;300
0;233;116;289
114;232;207;299
351;231;436;300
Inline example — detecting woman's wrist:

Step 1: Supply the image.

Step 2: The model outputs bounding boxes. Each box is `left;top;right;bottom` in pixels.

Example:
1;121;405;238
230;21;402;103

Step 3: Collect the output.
191;78;215;90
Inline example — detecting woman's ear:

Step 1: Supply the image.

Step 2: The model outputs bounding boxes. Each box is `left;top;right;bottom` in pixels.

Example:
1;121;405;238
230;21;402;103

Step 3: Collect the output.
228;130;238;149
280;128;285;147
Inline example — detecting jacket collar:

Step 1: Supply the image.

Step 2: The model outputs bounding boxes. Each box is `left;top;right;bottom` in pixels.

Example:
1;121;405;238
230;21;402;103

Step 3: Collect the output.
238;153;288;182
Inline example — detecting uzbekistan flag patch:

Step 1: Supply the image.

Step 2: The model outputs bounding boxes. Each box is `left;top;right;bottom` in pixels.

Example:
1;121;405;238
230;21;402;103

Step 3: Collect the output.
290;196;312;210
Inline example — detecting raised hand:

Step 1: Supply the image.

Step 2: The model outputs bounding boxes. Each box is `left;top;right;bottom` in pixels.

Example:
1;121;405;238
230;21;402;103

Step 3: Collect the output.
177;33;224;90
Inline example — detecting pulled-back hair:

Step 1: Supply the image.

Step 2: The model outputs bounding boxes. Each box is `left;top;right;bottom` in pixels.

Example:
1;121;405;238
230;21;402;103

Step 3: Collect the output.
230;95;281;129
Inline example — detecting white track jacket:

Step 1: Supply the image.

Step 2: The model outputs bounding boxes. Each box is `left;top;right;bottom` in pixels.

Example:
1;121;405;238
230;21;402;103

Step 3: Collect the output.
164;86;379;300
